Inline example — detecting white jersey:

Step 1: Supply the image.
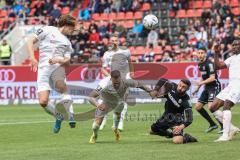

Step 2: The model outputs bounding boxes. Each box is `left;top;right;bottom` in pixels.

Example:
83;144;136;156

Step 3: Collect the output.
96;77;138;106
102;48;131;77
224;54;240;85
34;26;73;68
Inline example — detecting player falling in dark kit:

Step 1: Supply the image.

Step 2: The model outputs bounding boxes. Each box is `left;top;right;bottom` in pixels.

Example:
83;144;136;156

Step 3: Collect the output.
193;47;223;133
149;78;197;144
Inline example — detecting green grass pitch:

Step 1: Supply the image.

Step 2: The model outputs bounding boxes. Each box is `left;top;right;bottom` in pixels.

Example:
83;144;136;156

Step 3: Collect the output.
0;103;240;160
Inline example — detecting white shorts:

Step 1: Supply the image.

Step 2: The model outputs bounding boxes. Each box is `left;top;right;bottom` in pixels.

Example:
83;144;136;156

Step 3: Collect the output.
95;101;124;117
216;83;240;104
37;66;66;93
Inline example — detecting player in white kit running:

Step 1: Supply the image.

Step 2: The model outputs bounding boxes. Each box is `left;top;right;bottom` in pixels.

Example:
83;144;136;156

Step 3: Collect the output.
88;70;151;143
100;34;134;131
209;40;240;142
27;15;77;133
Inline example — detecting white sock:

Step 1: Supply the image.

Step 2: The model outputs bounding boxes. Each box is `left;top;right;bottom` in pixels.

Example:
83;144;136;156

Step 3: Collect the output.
213;110;223;123
223;110;232;137
44;101;56;116
92;121;100;136
113;113;120;129
118;103;128;129
61;93;74;118
100;115;108;130
214;110;238;131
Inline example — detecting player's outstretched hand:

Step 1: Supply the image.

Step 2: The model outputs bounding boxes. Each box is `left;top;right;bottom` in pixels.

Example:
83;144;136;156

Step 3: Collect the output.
173;125;184;134
149;90;157;99
30;58;38;72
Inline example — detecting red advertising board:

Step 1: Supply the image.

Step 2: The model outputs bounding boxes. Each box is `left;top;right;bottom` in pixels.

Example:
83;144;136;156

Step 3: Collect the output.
0;63;228;82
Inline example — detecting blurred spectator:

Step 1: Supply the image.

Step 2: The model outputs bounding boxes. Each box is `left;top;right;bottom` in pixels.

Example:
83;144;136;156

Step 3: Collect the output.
158;28;169;47
212;0;221;10
179;34;188;49
128;20;143;38
50;4;61;19
89;21;98;33
89;29;101;43
131;0;140;12
98;20;108;38
161;51;173;62
147;30;158;47
111;0;121;12
78;7;90;20
0;39;12;65
196;26;208;48
115;21;127;37
201;9;212;26
120;0;132;12
42;0;53;16
107;20;117;35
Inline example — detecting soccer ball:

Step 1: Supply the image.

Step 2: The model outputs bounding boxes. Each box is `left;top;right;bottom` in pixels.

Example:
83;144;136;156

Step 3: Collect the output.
143;14;158;30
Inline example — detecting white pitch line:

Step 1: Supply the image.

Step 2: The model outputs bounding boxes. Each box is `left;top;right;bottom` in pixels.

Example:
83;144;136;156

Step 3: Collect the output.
0;120;54;125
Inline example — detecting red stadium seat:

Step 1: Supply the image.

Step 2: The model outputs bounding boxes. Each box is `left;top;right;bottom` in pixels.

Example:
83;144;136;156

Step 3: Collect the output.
177;10;187;18
100;13;108;20
203;0;212;8
135;46;145;56
124;20;134;28
230;0;239;7
125;12;134;19
192;1;203;9
141;3;151;11
134;11;143;19
61;7;70;14
109;12;117;20
0;10;8;18
0;18;3;25
231;7;240;15
153;46;163;54
92;13;100;20
186;9;202;17
116;12;125;20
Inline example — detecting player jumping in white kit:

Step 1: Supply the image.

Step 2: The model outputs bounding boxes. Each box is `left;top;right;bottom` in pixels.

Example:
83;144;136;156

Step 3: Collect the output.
88;70;151;143
100;34;134;131
210;40;240;142
27;15;77;133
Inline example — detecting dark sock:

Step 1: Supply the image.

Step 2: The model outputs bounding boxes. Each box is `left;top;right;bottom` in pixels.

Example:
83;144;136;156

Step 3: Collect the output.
183;133;198;143
197;108;216;126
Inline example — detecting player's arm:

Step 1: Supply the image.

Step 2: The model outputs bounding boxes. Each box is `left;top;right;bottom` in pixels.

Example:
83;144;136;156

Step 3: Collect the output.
127;51;134;77
214;44;227;70
150;78;172;98
27;35;39;72
136;82;152;93
101;53;110;77
88;90;100;108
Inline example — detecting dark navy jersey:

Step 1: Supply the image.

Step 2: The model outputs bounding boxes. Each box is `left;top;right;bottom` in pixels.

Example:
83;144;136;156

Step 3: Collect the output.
154;78;193;127
198;59;220;88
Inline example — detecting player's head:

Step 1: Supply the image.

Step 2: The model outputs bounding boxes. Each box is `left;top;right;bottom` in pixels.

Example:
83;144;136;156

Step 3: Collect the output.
110;70;121;89
197;47;207;62
232;39;240;55
110;34;120;49
177;79;191;94
58;14;76;36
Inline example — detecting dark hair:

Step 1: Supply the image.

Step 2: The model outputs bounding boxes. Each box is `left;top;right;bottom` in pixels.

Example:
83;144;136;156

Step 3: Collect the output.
180;79;191;88
198;47;207;52
58;14;76;27
111;70;121;78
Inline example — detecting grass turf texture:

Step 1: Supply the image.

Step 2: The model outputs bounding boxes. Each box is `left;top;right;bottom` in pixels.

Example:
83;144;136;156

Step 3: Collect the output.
0;104;240;160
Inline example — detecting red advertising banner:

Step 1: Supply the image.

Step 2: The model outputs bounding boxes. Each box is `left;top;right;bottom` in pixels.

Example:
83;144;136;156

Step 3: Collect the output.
0;63;228;82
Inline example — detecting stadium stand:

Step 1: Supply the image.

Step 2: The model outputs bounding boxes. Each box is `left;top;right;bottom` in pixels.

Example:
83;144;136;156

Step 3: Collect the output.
0;0;239;65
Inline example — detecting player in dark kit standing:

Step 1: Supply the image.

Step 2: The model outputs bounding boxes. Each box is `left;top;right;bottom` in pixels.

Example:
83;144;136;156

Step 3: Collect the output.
149;78;197;144
193;48;223;133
